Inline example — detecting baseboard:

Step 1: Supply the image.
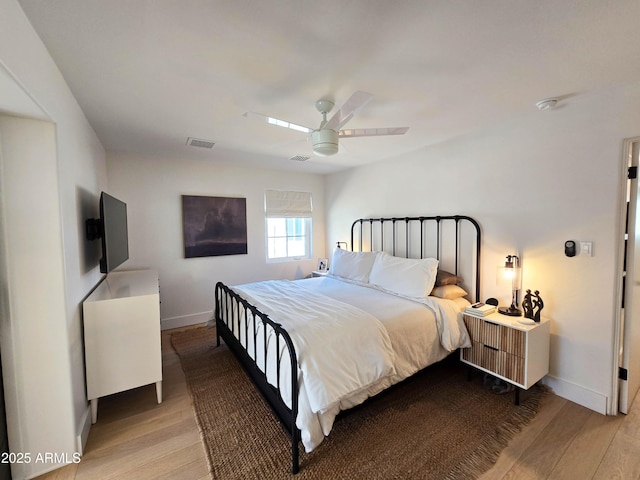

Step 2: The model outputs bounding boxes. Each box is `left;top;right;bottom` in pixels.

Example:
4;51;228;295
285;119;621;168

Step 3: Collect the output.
161;311;212;331
76;405;91;455
542;374;608;415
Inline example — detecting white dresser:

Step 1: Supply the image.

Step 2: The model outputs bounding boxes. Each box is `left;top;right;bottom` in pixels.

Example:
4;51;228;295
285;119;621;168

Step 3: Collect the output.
83;269;162;423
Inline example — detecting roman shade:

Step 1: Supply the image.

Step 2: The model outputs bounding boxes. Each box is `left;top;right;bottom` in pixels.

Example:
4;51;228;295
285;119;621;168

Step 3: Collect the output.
265;190;312;218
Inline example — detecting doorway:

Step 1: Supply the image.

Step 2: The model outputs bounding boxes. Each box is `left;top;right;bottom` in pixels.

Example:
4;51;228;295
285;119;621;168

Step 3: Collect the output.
617;137;640;414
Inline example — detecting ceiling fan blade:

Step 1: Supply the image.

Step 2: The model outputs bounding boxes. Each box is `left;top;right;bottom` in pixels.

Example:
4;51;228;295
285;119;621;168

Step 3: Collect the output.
242;111;313;133
324;91;373;131
339;127;409;138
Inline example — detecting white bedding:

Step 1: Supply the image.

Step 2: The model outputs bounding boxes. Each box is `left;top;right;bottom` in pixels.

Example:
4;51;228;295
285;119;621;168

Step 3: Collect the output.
228;275;471;452
232;279;397;414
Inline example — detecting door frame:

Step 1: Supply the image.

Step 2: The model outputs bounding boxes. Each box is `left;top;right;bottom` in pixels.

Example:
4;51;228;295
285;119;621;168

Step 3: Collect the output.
613;136;640;414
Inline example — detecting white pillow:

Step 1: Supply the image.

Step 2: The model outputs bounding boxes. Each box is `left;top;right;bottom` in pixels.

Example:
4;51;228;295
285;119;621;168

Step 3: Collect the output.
369;252;439;298
330;248;379;283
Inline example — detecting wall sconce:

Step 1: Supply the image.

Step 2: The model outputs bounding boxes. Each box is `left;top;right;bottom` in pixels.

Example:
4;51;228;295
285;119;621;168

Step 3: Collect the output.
498;255;522;316
336;241;348;249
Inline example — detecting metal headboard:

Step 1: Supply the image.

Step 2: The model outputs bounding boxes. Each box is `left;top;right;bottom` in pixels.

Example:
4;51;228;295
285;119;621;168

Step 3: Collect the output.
350;215;482;302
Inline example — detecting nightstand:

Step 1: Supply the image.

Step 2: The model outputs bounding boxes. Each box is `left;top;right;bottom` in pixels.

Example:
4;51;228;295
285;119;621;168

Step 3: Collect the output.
460;312;550;404
311;270;329;277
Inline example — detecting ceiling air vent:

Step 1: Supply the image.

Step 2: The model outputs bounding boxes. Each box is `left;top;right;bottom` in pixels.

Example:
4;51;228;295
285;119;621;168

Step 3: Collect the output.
186;137;215;149
289;154;311;162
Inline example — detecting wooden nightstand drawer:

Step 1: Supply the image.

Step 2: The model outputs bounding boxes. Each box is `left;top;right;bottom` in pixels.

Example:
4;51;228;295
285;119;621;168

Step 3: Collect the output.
461;313;549;390
462;341;489;370
495;350;524;385
463;315;525;354
461;341;525;384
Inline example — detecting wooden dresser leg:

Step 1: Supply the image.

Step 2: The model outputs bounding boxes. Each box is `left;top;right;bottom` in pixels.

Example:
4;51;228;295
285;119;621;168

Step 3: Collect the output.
515;388;520;406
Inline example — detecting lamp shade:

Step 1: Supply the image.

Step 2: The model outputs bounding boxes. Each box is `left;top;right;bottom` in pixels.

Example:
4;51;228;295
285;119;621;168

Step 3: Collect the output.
498;264;522;290
497;254;522;316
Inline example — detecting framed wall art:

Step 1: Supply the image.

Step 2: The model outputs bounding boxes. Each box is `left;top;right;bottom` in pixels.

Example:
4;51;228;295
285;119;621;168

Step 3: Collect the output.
182;195;248;258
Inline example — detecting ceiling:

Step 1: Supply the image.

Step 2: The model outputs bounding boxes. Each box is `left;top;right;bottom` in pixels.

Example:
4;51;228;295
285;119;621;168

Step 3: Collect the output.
17;0;640;174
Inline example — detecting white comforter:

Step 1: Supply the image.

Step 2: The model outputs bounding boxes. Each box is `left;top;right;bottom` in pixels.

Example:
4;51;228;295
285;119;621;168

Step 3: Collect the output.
232;280;397;414
229;276;470;452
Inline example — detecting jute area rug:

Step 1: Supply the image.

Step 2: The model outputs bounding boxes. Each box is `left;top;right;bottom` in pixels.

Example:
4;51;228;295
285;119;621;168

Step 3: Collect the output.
171;326;545;480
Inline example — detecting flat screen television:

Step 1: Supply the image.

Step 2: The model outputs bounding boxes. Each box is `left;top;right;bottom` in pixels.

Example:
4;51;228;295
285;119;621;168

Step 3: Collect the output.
86;192;129;273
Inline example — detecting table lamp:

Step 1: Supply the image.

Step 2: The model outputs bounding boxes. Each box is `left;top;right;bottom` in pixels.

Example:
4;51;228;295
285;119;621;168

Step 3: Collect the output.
498;254;522;316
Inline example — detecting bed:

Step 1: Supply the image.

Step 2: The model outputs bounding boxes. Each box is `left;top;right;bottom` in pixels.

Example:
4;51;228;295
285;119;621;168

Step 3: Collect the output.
214;215;481;474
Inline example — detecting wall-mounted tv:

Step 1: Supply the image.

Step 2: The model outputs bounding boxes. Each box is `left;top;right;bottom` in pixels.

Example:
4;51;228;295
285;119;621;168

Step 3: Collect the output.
86;192;129;274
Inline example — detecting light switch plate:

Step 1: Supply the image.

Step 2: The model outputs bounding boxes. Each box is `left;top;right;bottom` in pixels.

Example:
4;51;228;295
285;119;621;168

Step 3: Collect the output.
580;241;593;256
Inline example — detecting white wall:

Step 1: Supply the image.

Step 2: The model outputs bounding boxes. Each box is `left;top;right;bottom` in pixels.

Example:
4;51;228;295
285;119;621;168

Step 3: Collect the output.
325;84;640;414
0;0;108;477
106;152;326;329
0;116;74;476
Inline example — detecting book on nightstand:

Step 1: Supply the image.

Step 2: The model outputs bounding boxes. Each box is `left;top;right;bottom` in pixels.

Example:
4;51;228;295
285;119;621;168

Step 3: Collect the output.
464;303;497;317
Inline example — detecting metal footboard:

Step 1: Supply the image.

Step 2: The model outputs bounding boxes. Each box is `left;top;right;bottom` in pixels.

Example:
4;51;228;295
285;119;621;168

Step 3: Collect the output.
214;281;301;474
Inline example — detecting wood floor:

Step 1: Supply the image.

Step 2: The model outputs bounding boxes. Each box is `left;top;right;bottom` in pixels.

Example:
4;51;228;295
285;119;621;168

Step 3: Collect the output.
36;326;640;480
35;327;209;480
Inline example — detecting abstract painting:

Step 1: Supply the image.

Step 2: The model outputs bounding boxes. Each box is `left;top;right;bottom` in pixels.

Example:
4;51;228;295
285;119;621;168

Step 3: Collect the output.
182;195;248;258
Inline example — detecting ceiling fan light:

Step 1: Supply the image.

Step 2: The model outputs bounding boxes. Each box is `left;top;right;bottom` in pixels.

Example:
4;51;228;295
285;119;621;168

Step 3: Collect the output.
311;129;339;156
315;99;335;114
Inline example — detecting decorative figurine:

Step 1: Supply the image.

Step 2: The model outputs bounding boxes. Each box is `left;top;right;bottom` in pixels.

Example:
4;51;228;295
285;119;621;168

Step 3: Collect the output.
522;290;534;319
532;290;544;322
522;289;544;322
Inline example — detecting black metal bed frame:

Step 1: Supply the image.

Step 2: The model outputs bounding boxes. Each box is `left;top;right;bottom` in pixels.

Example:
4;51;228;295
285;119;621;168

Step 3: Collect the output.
214;215;481;475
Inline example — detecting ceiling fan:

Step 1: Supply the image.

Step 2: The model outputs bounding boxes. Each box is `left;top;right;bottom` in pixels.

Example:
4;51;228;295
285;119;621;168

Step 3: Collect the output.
243;91;409;157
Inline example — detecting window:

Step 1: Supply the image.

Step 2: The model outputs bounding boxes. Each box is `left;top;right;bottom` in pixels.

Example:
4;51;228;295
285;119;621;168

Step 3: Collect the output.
265;190;312;261
266;217;311;259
